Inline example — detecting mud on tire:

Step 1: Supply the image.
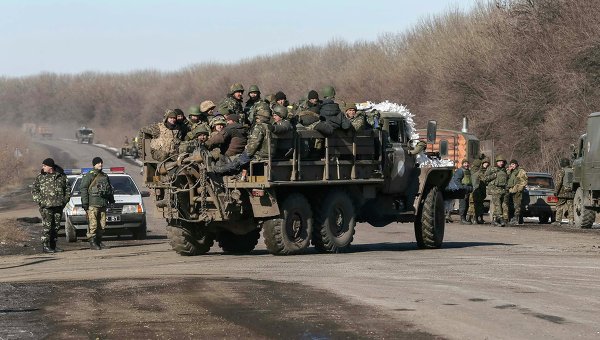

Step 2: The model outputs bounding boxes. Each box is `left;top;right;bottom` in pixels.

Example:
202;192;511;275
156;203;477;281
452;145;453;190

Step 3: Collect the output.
263;193;313;255
166;224;213;256
217;229;260;254
414;186;445;249
312;190;356;253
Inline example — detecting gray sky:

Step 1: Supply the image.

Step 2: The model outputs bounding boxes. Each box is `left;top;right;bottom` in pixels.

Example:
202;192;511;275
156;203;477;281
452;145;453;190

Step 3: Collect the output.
0;0;477;77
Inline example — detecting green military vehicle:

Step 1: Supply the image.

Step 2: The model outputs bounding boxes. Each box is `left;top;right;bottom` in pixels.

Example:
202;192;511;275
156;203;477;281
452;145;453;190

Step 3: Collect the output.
570;112;600;228
75;127;94;144
141;113;455;256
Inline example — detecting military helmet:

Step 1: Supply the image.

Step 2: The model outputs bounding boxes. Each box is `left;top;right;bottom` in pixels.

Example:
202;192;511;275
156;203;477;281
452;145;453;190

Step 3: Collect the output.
321;85;336;99
188;105;201;116
210;116;226;128
256;106;272;119
471;159;482;168
200;100;216;113
482;158;490;165
248;85;260;93
191;125;210;137
345;102;357;111
272;104;288;118
164;109;177;118
229;83;244;95
495;154;506;162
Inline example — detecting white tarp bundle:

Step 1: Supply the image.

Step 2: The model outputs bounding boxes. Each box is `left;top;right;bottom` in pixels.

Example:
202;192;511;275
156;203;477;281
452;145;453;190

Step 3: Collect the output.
357;100;454;168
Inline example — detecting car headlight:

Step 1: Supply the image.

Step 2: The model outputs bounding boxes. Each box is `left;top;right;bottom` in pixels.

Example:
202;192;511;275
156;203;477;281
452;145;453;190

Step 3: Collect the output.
71;206;87;216
122;204;143;214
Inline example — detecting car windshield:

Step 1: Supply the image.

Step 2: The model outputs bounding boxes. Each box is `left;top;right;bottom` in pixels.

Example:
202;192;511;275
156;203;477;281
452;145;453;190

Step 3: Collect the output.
79;129;93;135
71;175;139;196
527;176;554;189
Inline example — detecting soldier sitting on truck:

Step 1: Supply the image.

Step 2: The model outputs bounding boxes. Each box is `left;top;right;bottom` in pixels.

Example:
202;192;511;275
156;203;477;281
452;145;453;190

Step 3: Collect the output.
205;112;248;158
271;105;293;134
319;86;352;131
138;109;185;161
343;103;366;132
179;125;210;154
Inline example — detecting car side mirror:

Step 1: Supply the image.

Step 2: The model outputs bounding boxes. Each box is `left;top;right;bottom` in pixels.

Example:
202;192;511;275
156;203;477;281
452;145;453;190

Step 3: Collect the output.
140;191;151;198
426;120;437;144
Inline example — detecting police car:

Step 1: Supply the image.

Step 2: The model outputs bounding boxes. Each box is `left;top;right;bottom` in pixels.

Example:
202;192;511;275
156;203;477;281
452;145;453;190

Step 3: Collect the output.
62;167;150;242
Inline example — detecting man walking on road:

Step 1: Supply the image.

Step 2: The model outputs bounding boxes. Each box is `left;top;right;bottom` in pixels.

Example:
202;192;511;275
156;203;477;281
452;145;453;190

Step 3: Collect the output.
31;158;70;253
507;159;527;225
80;157;115;250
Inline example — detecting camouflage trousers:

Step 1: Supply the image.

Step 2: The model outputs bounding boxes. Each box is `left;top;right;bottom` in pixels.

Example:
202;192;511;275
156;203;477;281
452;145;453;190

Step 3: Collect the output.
508;191;523;217
86;206;107;239
468;189;486;219
39;206;62;242
491;191;509;220
555;198;573;223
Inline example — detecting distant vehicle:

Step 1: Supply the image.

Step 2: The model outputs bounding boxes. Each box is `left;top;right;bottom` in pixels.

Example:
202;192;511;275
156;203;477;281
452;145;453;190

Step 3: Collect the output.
417;117;482;167
75;127;94;144
62;167;150;242
521;172;557;224
116;137;139;159
570;112;600;228
37;125;53;139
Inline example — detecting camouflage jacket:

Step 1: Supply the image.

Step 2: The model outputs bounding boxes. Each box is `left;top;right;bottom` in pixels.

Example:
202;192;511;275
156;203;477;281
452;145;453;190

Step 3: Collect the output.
185;122;210;141
31;167;69;208
218;96;245;123
139;122;183;161
350;113;366;132
555;167;574;198
244;98;267;123
507;167;527;194
80;169;114;208
245;122;273;160
483;166;508;193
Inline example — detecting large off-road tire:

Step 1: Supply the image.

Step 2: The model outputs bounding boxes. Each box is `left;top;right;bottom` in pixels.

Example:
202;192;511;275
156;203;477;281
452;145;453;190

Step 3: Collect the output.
414;186;445;249
132;223;147;240
217;229;260;253
65;218;77;243
263;193;313;255
573;187;596;229
166;224;213;256
312;190;356;253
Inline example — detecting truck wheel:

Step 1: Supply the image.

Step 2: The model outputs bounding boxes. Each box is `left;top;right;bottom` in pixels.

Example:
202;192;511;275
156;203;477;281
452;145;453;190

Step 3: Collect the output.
415;186;445;249
167;225;213;256
263;193;313;255
217;229;260;253
313;190;356;253
574;187;596;229
132;223;147;240
65;219;77;243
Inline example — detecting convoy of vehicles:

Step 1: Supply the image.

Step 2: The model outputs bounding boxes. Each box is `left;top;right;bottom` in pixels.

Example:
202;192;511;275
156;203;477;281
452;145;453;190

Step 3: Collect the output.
142;109;456;256
62;167;150;242
75;127;94;144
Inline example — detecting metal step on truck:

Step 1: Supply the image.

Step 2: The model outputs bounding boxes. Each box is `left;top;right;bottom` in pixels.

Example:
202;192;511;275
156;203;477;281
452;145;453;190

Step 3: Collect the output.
141;103;456;256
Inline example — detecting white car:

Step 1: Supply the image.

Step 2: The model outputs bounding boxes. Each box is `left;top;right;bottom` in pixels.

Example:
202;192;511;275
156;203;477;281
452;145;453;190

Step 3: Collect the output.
63;167;150;242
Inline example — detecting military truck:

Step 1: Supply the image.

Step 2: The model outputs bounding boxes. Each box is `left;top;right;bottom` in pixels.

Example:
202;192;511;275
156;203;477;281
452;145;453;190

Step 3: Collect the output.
569;112;600;228
141;111;455;256
75;127;94;144
37;125;53;139
116;137;139;159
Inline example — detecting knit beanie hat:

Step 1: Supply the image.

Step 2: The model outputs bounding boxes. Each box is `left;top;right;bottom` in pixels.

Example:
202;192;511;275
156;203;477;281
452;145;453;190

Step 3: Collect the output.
42;158;55;167
92;157;103;166
274;91;287;101
307;90;319;100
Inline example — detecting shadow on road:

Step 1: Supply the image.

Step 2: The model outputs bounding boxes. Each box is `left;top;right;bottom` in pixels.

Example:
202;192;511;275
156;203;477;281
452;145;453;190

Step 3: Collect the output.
348;241;513;253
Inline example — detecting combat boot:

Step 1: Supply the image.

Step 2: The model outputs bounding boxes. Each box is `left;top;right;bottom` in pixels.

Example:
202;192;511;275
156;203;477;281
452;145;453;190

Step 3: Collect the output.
42;240;55;253
460;216;472;225
445;211;453;223
508;216;518;226
477;215;485;224
516;214;523;225
499;218;507;227
89;237;101;250
96;234;109;250
492;217;501;227
49;239;64;253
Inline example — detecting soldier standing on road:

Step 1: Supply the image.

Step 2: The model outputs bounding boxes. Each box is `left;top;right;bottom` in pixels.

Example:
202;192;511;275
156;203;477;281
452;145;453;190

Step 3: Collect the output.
80;157;115;250
467;159;482;224
483;155;509;227
473;158;490;224
554;158;574;225
448;159;473;224
218;83;246;125
31;158;70;253
507;159;528;225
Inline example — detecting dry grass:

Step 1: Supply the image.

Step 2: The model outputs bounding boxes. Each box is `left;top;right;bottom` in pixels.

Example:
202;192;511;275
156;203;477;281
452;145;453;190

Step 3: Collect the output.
0;0;599;172
0;218;29;244
0;127;45;192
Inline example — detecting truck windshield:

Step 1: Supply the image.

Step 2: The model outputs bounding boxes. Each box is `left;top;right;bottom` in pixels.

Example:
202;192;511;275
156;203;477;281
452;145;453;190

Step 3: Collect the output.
527;176;554;189
71;175;139;196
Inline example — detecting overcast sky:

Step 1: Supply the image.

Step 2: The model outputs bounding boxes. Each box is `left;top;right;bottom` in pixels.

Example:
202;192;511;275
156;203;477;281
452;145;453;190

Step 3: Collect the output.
0;0;477;77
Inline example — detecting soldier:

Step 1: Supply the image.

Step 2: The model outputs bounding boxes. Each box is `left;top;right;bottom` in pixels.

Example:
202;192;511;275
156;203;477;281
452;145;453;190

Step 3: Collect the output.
344;103;366;131
200;100;217;121
218;83;246;125
206;113;248;158
319;86;352;131
467;159;482;224
185;106;209;141
271;105;293;134
273;91;288;108
507;159;528;225
244;85;266;124
31;158;70;253
80;157;115;250
448;159;473;224
297;107;334;136
138;109;185;161
472;158;490;224
554;158;574;225
483;155;509;227
179;125;210;153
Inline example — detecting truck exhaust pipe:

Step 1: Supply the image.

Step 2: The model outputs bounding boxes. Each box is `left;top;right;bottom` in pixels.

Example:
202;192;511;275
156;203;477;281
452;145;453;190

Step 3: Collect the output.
461;117;469;133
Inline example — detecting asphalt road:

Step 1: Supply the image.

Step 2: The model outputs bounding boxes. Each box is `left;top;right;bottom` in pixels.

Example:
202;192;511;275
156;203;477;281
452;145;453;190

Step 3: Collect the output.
1;138;600;339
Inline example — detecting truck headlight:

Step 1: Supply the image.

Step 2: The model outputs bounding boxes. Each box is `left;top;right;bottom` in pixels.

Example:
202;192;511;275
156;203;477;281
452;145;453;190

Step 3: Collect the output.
122;204;143;214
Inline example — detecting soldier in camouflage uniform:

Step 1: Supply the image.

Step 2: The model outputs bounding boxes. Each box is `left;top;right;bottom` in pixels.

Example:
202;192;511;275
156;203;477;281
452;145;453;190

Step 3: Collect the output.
469;158;489;224
218;83;246;125
179;125;210;153
343;103;366;131
31;158;70;253
507;159;528;225
244;85;267;124
185;106;210;141
483;155;509;227
319;86;352;131
80;157;115;250
554;158;574;225
467;159;482;224
271;105;293;134
138;109;185;161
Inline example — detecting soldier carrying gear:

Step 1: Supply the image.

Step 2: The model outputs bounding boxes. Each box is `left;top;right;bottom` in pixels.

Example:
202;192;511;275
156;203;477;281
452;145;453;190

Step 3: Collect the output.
31;158;70;253
218;83;246;125
483;154;509;227
80;157;115;250
138;109;185;161
554;157;574;225
507;159;528;225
